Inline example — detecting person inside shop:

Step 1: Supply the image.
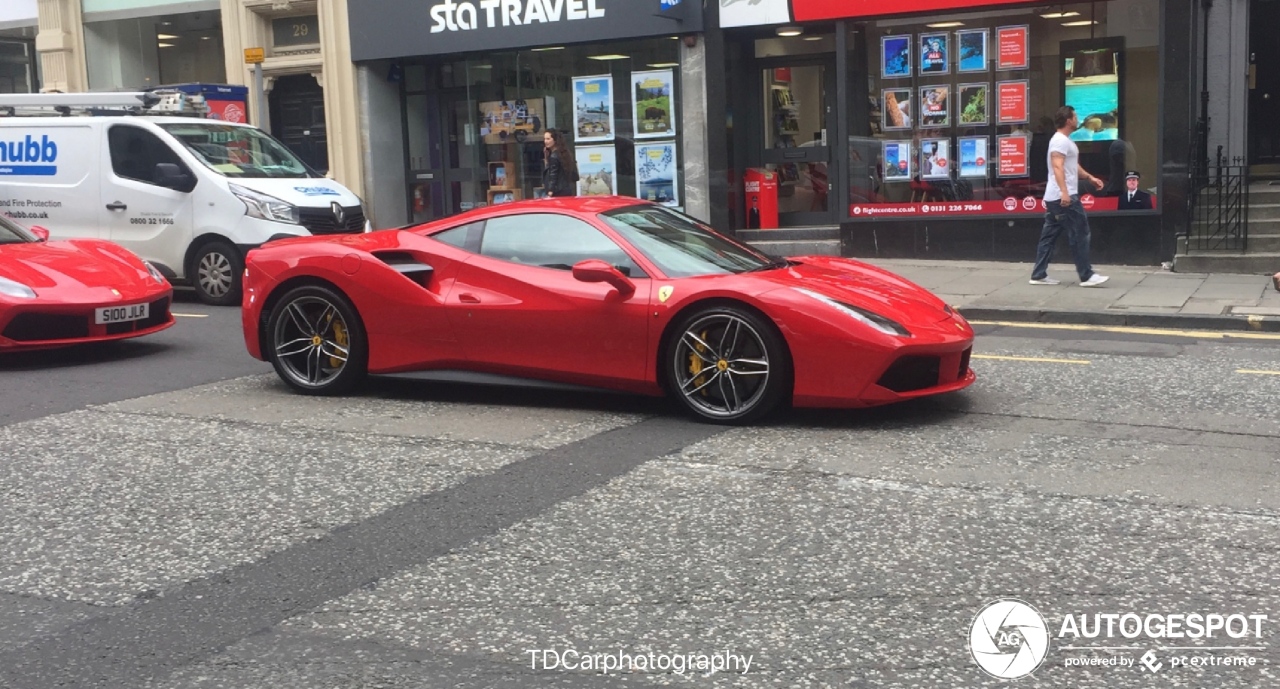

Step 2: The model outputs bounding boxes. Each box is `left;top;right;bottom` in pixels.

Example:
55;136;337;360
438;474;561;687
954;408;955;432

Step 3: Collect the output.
542;129;579;198
1117;170;1153;210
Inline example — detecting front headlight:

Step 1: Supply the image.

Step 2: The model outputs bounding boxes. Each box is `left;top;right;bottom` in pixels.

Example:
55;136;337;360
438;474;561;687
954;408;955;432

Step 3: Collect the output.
794;287;912;338
0;276;36;299
230;184;300;224
144;261;165;283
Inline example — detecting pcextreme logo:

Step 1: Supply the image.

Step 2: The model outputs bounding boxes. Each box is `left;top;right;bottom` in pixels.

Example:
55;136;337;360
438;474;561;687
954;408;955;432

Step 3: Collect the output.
429;0;606;33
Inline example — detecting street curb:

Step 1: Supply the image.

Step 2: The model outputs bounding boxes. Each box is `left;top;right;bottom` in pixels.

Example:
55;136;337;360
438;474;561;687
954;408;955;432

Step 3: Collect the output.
958;307;1280;333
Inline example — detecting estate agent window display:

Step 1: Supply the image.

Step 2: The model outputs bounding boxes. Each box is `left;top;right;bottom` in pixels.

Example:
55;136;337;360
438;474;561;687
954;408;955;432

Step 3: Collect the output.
850;0;1160;218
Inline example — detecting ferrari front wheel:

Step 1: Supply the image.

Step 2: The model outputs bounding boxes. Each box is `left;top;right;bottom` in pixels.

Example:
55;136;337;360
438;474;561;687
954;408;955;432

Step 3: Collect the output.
267;285;367;395
667;305;790;424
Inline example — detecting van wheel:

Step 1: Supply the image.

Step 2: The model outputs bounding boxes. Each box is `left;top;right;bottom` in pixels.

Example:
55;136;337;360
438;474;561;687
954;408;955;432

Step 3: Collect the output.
192;241;243;306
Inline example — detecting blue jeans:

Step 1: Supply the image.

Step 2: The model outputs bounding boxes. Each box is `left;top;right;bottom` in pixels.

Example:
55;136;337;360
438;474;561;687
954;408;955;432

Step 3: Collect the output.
1031;195;1095;282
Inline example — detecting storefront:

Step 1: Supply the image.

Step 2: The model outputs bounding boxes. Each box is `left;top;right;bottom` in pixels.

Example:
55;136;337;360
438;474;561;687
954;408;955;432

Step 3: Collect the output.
0;0;38;93
347;0;703;225
81;0;225;91
714;0;1192;264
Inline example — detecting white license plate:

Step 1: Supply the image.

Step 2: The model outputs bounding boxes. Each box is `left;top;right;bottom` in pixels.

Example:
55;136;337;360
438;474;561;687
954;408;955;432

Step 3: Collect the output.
95;303;149;325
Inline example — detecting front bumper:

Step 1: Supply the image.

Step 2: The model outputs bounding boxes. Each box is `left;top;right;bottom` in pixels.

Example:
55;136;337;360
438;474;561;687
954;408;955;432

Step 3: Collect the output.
0;292;175;351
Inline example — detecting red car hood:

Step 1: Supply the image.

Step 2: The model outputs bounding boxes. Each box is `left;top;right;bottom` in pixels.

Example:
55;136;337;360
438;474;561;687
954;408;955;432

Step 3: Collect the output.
758;256;953;323
0;240;156;295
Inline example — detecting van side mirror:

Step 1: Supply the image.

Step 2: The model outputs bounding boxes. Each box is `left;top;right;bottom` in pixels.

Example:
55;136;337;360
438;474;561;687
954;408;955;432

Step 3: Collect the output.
154;163;195;192
29;226;49;242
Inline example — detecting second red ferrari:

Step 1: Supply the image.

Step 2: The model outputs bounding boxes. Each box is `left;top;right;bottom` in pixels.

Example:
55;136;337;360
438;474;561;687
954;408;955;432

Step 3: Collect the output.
241;197;973;423
0;215;174;352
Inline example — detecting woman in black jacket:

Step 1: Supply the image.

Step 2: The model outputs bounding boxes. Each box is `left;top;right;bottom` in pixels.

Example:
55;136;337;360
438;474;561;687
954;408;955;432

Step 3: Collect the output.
541;129;579;197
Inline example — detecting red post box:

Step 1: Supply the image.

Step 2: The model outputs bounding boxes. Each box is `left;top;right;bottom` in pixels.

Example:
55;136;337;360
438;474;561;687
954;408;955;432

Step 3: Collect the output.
744;168;779;229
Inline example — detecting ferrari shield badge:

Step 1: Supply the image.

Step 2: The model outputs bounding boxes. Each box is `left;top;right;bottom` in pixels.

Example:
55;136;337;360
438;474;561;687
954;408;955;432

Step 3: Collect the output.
658;286;674;303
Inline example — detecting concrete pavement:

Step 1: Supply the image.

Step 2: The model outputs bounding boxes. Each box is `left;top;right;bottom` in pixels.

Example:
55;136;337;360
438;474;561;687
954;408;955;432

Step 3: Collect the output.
865;258;1280;331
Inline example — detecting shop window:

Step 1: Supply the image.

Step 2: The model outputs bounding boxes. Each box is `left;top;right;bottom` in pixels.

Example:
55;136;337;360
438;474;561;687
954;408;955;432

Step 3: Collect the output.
85;11;224;91
479;213;641;275
847;0;1159;219
403;37;681;218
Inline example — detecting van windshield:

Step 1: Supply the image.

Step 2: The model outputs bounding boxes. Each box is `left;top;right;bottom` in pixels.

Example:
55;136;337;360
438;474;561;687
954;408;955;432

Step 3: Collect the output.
157;123;313;179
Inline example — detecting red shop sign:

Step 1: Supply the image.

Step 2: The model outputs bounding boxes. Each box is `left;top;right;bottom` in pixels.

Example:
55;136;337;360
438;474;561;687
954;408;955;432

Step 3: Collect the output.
792;0;1029;21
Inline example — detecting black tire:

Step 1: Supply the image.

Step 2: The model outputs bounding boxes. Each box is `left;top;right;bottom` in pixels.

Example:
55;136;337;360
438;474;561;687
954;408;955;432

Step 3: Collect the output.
266;285;367;395
664;304;791;424
191;240;243;306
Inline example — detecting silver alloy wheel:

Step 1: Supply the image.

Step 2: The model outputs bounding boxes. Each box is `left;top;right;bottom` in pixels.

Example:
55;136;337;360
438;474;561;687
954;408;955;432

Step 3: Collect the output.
672;313;771;419
272;295;352;389
197;250;233;298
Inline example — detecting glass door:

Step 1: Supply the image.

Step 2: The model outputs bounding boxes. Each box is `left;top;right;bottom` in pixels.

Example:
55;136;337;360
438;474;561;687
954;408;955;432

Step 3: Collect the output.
759;60;836;226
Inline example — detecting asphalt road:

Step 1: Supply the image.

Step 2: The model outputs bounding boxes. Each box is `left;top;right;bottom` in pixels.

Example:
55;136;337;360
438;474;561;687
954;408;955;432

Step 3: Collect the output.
1;317;1279;688
0;293;269;426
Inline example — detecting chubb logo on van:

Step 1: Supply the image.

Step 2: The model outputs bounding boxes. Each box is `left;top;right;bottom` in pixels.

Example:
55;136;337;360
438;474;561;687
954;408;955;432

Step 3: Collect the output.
0;135;59;177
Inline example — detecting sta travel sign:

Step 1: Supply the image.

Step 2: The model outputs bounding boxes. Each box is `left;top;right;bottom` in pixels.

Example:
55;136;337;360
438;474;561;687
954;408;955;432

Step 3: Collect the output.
347;0;702;61
720;0;1032;27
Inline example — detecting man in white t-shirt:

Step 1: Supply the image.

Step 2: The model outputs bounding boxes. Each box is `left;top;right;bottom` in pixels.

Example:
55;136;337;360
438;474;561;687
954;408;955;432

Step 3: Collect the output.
1029;105;1110;287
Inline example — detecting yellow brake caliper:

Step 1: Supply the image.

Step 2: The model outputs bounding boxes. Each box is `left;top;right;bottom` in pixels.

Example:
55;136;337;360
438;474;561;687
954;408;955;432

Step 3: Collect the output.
688;329;708;395
329;320;348;368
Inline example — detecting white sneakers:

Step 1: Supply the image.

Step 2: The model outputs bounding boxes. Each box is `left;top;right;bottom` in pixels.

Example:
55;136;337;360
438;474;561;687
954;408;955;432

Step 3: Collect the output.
1029;274;1110;287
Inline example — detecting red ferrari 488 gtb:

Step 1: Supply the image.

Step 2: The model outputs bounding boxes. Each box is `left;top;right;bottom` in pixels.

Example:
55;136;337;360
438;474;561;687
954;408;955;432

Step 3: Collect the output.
0;215;174;352
242;197;973;423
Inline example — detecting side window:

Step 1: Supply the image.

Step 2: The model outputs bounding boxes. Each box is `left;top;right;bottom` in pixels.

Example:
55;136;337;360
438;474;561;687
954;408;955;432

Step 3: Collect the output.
429;220;483;252
108;126;189;186
480;213;644;276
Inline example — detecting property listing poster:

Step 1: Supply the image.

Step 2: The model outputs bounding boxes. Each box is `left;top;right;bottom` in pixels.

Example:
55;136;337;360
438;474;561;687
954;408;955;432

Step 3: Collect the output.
576;145;617;196
957;29;988;72
573;76;615;143
920;138;950;180
958;136;989;177
635;141;679;207
632;70;676;140
883;140;912;181
996;25;1029;70
997;80;1029;124
920;85;950;128
997;135;1028;177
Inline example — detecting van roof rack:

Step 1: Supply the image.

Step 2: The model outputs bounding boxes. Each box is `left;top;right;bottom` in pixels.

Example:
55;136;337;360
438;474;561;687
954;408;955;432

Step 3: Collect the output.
0;90;210;118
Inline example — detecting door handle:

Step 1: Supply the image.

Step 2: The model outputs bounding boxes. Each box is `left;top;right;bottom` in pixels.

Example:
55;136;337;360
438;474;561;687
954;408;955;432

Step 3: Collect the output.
106;202;127;211
458;292;480;304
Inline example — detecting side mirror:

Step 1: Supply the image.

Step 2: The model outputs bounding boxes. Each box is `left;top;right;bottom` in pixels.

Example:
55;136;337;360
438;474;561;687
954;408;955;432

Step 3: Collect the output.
154;163;194;192
572;258;635;297
29;226;49;242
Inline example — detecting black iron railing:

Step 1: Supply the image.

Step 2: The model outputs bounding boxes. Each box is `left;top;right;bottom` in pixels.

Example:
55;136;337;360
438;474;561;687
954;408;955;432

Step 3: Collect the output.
1185;148;1248;251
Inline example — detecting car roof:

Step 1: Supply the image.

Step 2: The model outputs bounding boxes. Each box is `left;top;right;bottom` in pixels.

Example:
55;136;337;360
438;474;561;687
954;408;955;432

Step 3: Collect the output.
421;196;651;231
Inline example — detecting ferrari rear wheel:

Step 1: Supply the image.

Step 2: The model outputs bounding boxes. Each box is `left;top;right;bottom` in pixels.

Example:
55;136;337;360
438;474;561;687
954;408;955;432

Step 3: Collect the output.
267;285;367;395
667;305;790;424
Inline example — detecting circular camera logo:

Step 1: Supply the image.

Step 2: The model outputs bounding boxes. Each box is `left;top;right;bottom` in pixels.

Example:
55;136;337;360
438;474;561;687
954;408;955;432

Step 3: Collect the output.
969;599;1050;679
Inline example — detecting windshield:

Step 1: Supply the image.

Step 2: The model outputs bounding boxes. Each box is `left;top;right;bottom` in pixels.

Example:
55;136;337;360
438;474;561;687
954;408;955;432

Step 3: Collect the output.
0;216;33;245
157;123;312;179
599;206;775;277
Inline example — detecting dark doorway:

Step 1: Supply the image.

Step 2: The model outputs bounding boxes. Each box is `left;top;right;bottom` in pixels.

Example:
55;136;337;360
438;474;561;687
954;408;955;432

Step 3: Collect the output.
1249;0;1280;163
269;74;328;173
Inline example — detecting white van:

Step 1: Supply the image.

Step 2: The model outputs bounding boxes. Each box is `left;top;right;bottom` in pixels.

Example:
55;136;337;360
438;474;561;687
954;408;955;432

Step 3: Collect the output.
0;97;368;304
